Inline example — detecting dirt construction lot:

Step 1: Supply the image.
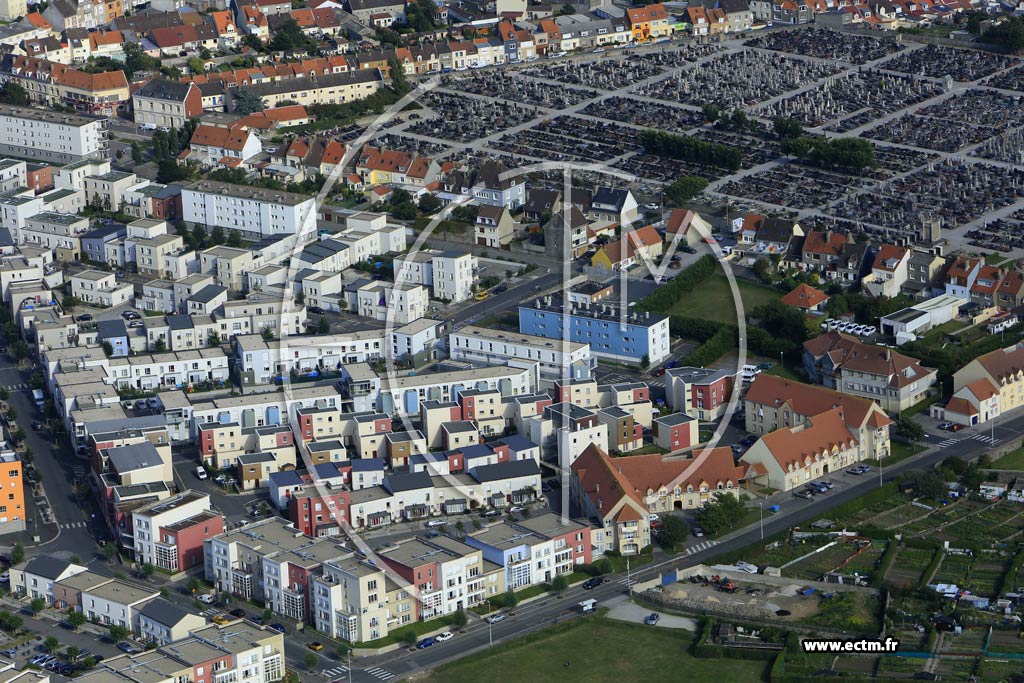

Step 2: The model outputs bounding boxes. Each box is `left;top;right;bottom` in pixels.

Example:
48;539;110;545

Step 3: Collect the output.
661;578;822;620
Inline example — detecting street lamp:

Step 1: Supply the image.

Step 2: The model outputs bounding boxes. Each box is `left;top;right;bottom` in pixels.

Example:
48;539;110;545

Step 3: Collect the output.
757;502;764;540
347;648;352;683
486;599;492;647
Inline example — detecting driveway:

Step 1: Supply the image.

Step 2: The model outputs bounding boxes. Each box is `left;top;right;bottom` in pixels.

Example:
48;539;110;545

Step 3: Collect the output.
603;595;697;631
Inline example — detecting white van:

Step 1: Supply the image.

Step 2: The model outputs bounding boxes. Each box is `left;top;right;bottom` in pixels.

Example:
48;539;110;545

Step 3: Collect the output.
741;364;762;384
426;519;446;528
196;466;208;480
578;599;597;613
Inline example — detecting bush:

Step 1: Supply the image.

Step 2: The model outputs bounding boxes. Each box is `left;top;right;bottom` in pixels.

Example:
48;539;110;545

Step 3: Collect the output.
640;129;742;171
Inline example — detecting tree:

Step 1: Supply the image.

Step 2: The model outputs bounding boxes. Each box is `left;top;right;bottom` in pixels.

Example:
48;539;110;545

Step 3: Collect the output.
187;57;206;75
65;645;80;661
658;515;690;549
0;81;28;106
226;229;243;248
695;491;747;536
984;16;1024;51
303;652;318;670
914;470;947;500
773;117;804;140
67;610;86;630
29;597;46;614
0;387;7;401
0;611;22;632
702;103;720;123
450;607;468;629
209;225;226;246
503;589;518;608
101;542;117;560
418;193;442;214
639;353;650;370
270;18;316;53
316;316;331;334
550;574;568;594
556;3;574;14
208;332;221;348
100;341;114;357
5;406;15;422
895;415;924;441
399;629;417;648
43;637;60;653
10;542;24;565
153;339;166;352
392;201;417;220
261;328;275;341
664;174;709;206
123;42;161;80
233;90;266;115
262;608;273;624
108;624;129;643
387;56;411;96
730;108;748;130
132;142;143;164
156;160;189;184
61;295;80;312
140;563;155;578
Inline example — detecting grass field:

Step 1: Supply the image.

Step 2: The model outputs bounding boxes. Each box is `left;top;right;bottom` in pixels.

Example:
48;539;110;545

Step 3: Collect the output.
665;275;781;324
420;617;772;683
993;446;1024;471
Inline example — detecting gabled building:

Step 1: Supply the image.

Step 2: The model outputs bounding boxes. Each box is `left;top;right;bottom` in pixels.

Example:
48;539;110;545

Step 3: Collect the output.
803;330;937;412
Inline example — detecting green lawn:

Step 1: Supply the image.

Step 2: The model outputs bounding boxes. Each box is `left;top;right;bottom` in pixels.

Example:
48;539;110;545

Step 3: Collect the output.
994;446;1024;471
665;275;781;324
421;617;771;683
866;441;925;467
763;363;799;381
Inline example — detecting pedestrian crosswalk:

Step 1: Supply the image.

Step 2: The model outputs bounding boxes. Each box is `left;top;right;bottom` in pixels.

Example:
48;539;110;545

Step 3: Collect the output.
971;433;1000;445
936;438;961;448
322;666;348;679
60;521;87;529
617;576;636;587
686;540;718;555
365;667;393;680
2;384;26;392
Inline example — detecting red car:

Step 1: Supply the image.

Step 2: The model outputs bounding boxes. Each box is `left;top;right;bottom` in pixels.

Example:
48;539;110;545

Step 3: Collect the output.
949;423;965;432
651;368;667;377
650;520;663;530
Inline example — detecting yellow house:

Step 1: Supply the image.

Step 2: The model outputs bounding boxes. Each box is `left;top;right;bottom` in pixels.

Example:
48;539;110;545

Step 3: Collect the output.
626;3;670;42
952;342;1024;417
590;224;663;271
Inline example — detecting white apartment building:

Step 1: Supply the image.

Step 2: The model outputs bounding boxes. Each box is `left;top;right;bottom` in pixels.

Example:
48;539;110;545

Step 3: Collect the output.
182;179;316;238
132;491;215;571
70;269;133;307
378;364;534;416
310;554;389;643
214;293;306;339
79;579;160;629
450;325;594;381
142;279;176;313
107;348;230;391
22;212;89;256
354;282;428;326
0;105;109;163
0;189;44;244
393;250;476;303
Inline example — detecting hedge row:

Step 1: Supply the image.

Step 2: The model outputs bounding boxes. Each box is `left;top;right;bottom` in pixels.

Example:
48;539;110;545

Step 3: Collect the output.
635;254;717;313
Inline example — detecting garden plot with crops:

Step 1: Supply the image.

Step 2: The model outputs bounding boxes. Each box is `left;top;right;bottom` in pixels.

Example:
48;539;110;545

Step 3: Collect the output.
885;547;937;588
784;540;872;582
932;553;975;586
963;553;1011;597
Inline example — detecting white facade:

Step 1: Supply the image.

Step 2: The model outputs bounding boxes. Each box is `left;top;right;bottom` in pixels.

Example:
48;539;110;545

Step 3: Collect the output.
355;282;428;325
0;105;108;162
450;325;593;380
394;250;476;303
132;491;215;570
182;180;316;238
108;349;230;390
70;269;133;307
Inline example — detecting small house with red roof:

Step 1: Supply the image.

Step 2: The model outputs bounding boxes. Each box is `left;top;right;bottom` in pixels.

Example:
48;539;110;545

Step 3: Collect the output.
781;283;829;313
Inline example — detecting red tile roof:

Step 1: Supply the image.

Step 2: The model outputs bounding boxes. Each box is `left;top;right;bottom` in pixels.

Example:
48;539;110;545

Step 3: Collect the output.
780;283;828;310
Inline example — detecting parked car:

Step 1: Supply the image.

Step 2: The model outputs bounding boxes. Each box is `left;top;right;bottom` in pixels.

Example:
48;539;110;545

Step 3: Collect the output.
474;291;489;301
211;615;230;625
938;422;954;431
651;368;666;377
436;631;453;642
582;577;603;590
692;526;704;537
416;637;436;649
270;623;286;633
76;314;93;322
485;614;507;624
306;642;324;652
949;423;965;432
308;306;325;315
680;245;697;254
793;489;813;500
493;285;508;294
229;609;246;618
30;422;42;431
116;642;138;654
644;613;660;625
196;466;208;480
197;594;216;604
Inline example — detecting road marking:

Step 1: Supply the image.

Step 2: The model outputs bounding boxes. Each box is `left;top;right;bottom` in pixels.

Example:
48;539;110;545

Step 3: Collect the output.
971;434;999;445
322;666;348;677
365;667;393;680
60;521;87;529
936;438;960;448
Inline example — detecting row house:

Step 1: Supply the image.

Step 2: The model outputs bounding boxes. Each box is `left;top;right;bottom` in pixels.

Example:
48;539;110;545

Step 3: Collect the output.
741;408;861;491
862;244;910;298
197;420;296;470
1;55;130;115
803;330;937;412
132;490;224;572
744;373;892;461
106;347;229;391
182;123;262;170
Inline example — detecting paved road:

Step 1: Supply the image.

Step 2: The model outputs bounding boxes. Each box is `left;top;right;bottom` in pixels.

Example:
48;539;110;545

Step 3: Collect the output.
451;269;561;327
